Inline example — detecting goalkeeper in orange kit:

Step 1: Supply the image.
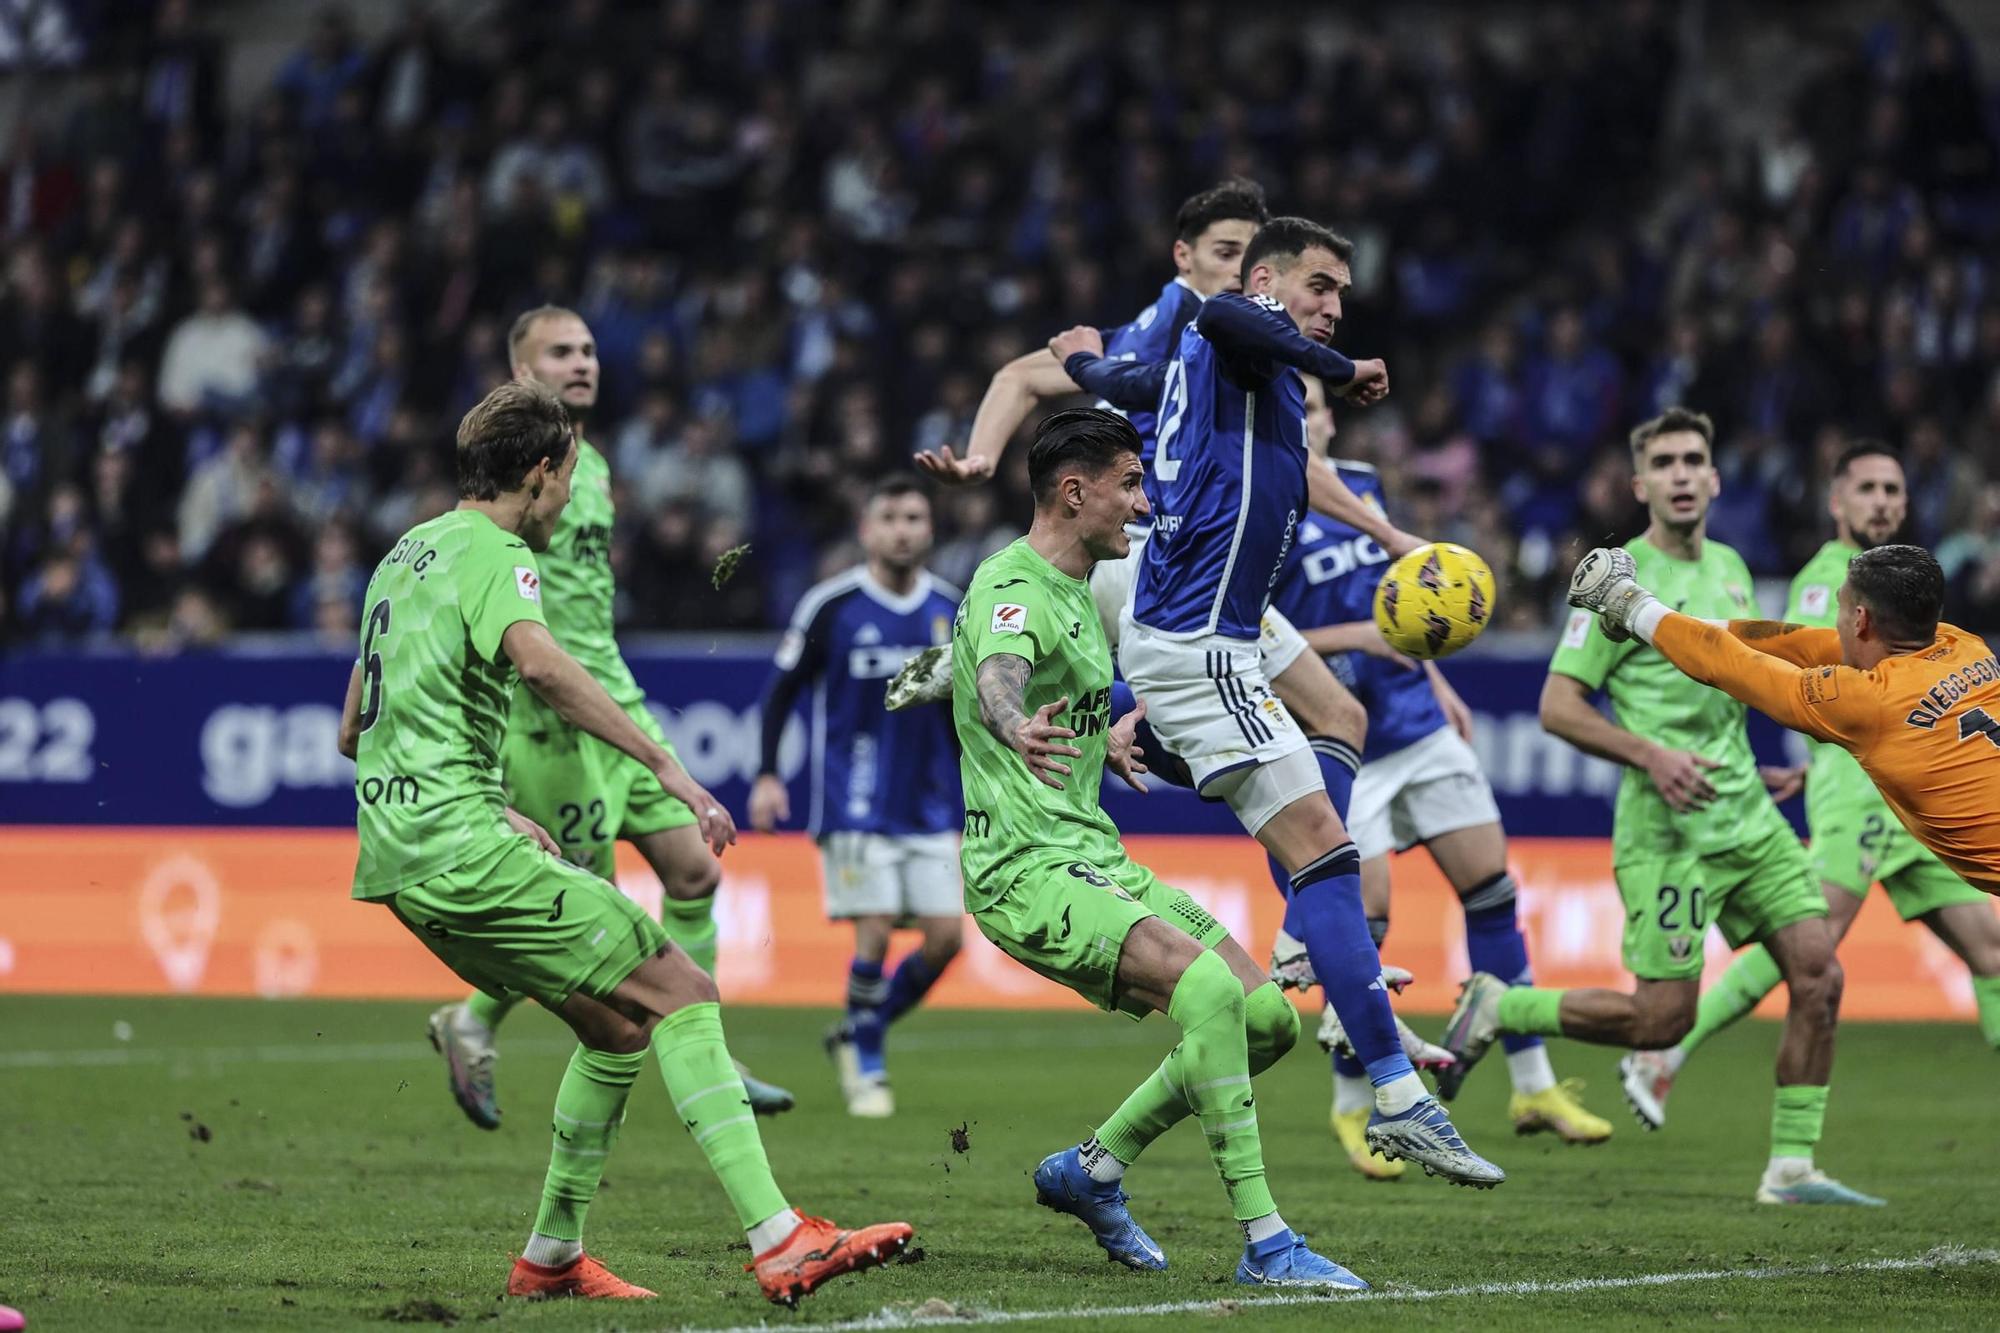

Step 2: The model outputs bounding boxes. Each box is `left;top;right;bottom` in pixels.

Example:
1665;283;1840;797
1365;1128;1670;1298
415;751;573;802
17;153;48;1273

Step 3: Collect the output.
1567;542;2000;898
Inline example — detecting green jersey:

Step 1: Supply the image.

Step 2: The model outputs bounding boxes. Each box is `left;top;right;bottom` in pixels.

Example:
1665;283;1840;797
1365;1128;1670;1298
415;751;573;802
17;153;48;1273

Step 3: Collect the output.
525;439;643;708
952;539;1122;909
351;509;549;899
1549;534;1770;856
1788;540;1876;813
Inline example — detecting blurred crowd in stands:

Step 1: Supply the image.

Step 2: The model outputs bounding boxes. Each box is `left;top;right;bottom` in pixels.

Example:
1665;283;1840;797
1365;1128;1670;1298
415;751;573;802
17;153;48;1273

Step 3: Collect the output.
2;0;1999;650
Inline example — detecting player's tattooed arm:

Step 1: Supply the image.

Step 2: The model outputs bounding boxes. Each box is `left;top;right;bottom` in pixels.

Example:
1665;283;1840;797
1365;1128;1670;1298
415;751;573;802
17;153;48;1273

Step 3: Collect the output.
977;652;1083;789
1723;619;1842;667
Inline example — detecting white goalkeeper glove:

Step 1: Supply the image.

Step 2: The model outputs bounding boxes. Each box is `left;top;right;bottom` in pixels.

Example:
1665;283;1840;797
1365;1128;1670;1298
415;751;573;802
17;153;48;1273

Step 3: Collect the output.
1567;546;1658;643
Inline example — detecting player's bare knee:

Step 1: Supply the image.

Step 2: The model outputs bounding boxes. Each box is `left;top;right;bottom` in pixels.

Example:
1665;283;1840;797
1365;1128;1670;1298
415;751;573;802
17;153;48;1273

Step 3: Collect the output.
665;855;721;902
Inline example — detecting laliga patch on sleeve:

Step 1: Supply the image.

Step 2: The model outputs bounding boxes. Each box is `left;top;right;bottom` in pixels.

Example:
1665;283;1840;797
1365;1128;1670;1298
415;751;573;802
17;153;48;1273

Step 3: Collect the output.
991;603;1027;635
774;628;805;671
514;566;541;603
1799;584;1830;617
1801;665;1840;704
1562;609;1593;649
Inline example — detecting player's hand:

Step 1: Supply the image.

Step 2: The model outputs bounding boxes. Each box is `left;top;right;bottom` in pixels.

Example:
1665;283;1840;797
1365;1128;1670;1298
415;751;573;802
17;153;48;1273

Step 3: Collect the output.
1012;695;1083;790
666;775;738;855
506;807;562;856
1644;746;1721;812
913;444;995;486
1760;763;1806;804
1106;697;1150;794
1336;358;1389;404
1048;325;1104;363
748;773;790;832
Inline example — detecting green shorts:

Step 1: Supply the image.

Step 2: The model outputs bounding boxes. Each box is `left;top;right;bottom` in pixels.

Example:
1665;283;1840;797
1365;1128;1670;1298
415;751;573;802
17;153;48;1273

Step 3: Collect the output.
384;835;669;1008
501;691;694;880
1811;802;1986;921
973;850;1230;1019
1615;817;1824;981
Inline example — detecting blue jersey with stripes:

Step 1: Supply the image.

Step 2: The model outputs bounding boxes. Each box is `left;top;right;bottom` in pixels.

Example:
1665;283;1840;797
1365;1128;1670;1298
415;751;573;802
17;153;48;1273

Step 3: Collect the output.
1099;278;1201;501
1131;293;1313;642
761;568;962;837
1270;464;1447;760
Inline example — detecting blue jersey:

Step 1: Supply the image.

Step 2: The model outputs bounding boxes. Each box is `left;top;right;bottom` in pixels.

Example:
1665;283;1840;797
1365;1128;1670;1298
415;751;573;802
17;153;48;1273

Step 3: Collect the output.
1099;278;1202;496
759;568;962;837
1270;464;1447;760
1131;292;1357;642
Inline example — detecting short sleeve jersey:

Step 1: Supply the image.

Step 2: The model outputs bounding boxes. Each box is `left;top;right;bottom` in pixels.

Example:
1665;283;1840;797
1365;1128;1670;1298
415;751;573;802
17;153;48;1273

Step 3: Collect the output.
352;509;548;899
771;567;963;837
952;539;1122;909
1549;535;1768;856
526;439;643;708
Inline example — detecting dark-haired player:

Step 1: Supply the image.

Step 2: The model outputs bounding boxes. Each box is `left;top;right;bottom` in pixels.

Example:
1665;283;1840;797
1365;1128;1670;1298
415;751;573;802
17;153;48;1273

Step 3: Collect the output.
1107;217;1501;1187
1449;407;1877;1206
750;476;964;1117
426;305;793;1129
955;407;1366;1288
904;182;1414;849
339;380;911;1304
1623;443;2000;1126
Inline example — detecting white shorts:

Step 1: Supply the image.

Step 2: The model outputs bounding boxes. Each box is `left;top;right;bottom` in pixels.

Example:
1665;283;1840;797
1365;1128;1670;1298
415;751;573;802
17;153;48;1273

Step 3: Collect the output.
1117;615;1311;792
818;831;963;921
1348;726;1501;862
1091;529;1312;678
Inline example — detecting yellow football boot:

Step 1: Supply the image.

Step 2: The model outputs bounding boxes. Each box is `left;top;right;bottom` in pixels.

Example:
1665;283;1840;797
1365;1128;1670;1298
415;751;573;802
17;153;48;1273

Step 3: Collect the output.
1509;1079;1613;1144
1333;1105;1405;1180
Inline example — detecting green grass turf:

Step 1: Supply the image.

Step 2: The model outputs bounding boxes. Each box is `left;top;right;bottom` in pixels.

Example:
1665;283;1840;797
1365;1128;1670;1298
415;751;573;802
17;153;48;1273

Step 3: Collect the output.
1;998;1996;1331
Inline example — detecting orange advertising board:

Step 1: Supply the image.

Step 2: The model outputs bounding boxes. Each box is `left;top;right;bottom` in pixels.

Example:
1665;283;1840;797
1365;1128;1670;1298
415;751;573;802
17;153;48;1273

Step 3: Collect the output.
1;828;1989;1020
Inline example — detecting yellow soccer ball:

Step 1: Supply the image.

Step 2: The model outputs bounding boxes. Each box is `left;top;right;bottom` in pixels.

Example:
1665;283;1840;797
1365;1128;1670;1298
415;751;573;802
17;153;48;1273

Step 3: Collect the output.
1372;542;1496;659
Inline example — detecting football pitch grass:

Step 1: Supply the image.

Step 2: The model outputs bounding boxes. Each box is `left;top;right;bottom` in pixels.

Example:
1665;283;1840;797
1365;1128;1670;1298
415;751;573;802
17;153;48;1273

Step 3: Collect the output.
2;998;1996;1331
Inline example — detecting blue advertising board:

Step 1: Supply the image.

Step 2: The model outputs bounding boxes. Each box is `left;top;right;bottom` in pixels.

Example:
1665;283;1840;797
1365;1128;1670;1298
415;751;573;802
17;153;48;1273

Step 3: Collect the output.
0;640;1808;836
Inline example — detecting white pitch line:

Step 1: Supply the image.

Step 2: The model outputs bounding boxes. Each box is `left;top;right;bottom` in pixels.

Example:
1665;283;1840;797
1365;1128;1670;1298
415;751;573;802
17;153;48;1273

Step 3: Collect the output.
672;1246;2000;1333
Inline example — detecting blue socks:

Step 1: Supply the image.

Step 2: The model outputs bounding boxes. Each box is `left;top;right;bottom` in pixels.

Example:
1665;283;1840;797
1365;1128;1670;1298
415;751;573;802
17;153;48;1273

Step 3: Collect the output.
1285;843;1411;1084
1461;872;1541;1056
883;952;942;1024
849;952;950;1077
846;959;888;1077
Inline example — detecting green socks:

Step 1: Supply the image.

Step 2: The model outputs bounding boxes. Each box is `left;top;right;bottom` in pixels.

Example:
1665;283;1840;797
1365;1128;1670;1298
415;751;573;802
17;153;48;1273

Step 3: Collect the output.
1095;981;1297;1170
1496;985;1567;1038
464;989;522;1032
530;1046;645;1247
661;893;719;976
1678;947;1783;1058
1167;950;1275;1221
652;1001;788;1229
1972;974;2000;1050
1770;1084;1828;1160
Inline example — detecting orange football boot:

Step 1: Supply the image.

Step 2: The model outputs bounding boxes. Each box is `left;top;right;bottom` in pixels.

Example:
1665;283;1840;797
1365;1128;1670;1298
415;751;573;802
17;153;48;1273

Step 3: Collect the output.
506;1252;656;1300
748;1214;914;1306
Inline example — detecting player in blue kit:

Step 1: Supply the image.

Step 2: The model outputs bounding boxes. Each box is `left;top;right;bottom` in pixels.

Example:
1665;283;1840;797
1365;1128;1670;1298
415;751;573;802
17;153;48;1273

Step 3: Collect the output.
1098;217;1501;1186
751;477;964;1117
907;182;1417;801
1269;380;1612;1179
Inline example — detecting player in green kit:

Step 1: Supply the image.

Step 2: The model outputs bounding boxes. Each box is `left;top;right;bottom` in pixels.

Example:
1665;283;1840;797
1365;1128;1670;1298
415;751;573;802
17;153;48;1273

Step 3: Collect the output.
1622;442;2000;1122
339;380;911;1304
425;306;792;1128
1439;408;1881;1205
955;408;1373;1290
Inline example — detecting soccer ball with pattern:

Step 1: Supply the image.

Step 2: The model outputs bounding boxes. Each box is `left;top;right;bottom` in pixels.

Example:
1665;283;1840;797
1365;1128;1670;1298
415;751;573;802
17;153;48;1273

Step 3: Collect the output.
1372;543;1496;659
